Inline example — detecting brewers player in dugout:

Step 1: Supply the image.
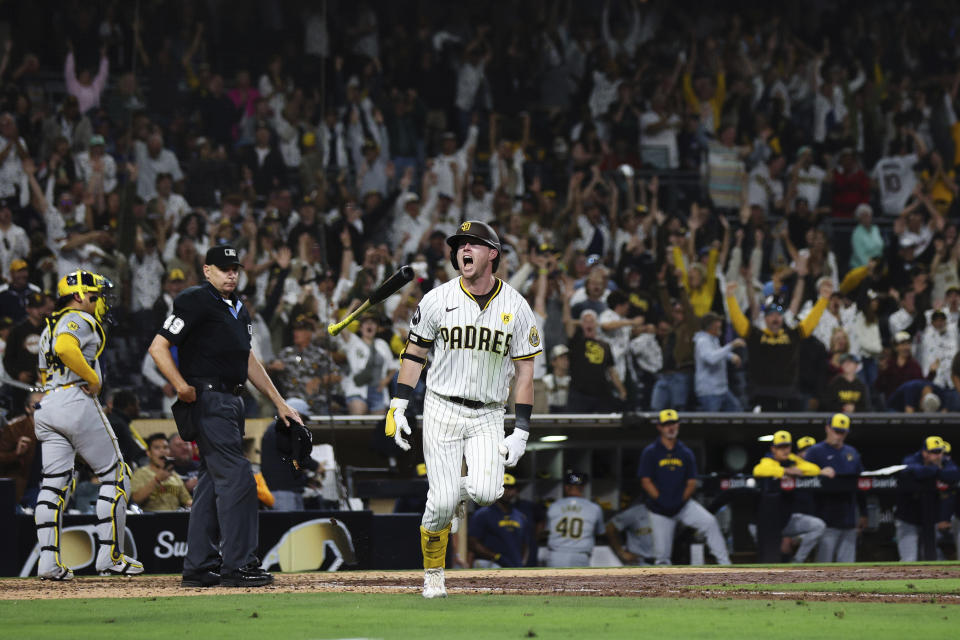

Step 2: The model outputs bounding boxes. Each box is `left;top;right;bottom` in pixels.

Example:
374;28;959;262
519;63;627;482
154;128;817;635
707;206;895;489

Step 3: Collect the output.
386;220;541;598
803;413;865;562
639;409;730;565
34;270;144;580
753;430;830;563
545;470;605;567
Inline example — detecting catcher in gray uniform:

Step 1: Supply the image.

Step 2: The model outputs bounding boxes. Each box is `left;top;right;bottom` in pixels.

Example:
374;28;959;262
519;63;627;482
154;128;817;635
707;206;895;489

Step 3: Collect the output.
33;270;143;580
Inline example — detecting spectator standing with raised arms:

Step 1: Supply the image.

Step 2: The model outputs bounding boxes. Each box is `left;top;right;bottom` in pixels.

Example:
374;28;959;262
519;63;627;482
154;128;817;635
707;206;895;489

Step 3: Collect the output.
725;255;830;411
64;41;109;115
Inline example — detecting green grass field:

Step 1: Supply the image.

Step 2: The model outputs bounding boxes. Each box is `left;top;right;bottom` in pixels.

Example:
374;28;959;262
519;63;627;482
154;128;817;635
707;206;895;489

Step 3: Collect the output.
1;592;957;640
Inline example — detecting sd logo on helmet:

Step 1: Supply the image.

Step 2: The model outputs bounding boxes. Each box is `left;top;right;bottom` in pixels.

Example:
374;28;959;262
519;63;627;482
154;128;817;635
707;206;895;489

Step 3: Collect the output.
445;220;502;271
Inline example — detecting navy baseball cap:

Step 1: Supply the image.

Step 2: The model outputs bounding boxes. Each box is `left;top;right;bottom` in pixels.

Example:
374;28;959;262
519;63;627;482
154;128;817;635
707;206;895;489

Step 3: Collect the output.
762;295;786;316
205;244;242;269
564;470;588;486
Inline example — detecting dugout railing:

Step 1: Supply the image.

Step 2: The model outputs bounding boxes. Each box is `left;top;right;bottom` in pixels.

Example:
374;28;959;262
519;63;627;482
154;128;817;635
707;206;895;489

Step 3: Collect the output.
326;410;959;563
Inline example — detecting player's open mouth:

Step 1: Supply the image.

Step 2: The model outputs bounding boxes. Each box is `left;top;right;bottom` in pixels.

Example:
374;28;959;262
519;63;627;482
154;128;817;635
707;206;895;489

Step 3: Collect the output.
462;255;474;265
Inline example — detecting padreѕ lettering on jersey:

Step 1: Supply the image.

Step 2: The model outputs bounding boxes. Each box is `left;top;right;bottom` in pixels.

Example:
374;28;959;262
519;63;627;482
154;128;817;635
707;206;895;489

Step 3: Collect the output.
437;325;513;356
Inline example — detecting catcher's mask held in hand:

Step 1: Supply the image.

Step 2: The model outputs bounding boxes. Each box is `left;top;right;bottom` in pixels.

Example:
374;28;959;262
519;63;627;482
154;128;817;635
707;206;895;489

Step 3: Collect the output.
276;420;313;470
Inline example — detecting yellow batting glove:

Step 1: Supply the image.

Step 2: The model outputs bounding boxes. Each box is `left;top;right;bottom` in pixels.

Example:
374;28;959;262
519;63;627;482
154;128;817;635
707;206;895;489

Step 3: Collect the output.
386;398;411;451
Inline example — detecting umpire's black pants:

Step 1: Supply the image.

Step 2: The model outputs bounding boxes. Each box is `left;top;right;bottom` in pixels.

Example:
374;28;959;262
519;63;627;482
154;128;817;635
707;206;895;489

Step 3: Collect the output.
183;390;258;575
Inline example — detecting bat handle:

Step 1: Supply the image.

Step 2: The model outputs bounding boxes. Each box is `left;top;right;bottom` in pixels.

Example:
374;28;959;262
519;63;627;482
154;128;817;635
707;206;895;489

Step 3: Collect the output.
327;300;372;336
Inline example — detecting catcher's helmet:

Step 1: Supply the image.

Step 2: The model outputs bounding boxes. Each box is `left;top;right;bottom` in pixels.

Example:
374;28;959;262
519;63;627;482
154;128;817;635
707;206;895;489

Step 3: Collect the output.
446;220;501;272
57;270;115;323
563;469;589;486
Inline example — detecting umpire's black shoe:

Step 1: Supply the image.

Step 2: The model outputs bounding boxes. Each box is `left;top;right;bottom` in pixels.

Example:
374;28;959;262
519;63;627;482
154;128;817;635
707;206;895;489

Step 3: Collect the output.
221;564;274;587
181;569;221;588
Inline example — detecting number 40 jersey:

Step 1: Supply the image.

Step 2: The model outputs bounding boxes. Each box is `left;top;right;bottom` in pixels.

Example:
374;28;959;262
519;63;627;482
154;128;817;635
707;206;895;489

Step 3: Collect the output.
546;496;605;554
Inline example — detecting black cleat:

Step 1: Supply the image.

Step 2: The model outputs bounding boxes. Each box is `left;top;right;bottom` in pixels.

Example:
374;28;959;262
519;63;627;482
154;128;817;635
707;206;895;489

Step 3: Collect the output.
221;564;274;588
181;569;221;588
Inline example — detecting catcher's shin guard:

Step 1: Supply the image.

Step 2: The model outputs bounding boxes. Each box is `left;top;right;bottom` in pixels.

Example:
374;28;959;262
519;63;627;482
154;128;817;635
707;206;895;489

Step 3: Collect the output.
420;524;450;570
94;460;131;570
35;469;76;578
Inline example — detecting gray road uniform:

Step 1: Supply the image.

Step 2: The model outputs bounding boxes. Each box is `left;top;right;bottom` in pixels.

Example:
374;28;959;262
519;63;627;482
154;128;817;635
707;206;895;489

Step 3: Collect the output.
546;496;605;567
34;307;140;578
608;503;656;564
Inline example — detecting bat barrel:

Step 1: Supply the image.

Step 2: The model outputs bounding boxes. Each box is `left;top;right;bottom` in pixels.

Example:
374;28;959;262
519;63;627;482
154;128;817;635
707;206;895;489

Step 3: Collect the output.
327;266;412;335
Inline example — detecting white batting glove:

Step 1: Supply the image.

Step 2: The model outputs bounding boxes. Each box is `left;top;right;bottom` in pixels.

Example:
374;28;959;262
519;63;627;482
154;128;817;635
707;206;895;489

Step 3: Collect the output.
386;398;412;451
499;429;529;467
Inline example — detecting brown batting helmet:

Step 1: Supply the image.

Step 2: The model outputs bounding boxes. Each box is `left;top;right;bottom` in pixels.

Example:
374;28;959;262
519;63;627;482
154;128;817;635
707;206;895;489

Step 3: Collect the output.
446;220;501;271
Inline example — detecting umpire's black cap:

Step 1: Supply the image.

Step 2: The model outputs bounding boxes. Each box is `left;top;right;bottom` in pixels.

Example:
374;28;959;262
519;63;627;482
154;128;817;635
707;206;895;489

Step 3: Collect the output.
205;244;242;269
446;220;501;271
563;469;589;486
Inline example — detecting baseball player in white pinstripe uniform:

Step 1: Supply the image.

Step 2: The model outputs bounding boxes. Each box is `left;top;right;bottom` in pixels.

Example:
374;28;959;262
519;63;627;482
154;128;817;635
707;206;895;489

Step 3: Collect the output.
33;271;143;580
386;220;541;598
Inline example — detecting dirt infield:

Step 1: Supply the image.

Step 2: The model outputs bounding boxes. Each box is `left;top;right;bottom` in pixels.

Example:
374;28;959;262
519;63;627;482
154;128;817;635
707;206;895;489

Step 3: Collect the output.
2;565;959;603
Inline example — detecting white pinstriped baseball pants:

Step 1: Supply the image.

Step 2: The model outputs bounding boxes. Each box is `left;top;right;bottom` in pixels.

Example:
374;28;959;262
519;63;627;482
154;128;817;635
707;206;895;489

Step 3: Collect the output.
421;391;505;532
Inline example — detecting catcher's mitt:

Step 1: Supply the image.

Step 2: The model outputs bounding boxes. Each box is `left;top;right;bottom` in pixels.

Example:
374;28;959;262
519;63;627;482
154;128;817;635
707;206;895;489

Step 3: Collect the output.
275;420;313;470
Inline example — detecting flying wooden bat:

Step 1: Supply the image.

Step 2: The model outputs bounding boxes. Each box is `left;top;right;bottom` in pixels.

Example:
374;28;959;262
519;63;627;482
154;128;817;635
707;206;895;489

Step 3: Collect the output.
327;265;415;336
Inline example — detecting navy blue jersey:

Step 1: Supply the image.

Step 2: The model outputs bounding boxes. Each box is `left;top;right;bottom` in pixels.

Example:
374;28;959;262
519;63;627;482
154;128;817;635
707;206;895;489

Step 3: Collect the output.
895;451;960;525
469;504;529;567
805;442;864;528
157;282;252;384
638;439;697;516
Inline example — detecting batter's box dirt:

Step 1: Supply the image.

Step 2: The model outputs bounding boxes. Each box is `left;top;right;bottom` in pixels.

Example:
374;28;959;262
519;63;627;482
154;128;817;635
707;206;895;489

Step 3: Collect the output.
2;566;958;603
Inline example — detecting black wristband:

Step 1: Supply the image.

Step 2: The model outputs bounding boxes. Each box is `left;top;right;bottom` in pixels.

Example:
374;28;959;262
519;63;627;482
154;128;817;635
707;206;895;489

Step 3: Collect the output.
395;383;414;401
514;403;532;431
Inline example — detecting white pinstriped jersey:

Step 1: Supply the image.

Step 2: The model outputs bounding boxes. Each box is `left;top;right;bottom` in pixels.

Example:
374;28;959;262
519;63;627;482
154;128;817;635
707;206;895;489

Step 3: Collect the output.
409;276;541;404
546;496;605;553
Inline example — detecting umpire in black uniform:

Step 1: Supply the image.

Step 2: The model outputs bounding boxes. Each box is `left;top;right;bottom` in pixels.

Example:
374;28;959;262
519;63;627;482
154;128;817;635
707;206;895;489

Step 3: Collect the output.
148;244;303;587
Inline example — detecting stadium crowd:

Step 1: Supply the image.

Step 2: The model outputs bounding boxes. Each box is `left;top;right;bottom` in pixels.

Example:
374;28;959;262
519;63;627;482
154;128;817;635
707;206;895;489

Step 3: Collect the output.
0;1;956;424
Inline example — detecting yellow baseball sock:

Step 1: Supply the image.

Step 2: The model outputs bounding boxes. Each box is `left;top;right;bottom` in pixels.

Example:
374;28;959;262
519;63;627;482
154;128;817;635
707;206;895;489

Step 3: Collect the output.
420;525;450;569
